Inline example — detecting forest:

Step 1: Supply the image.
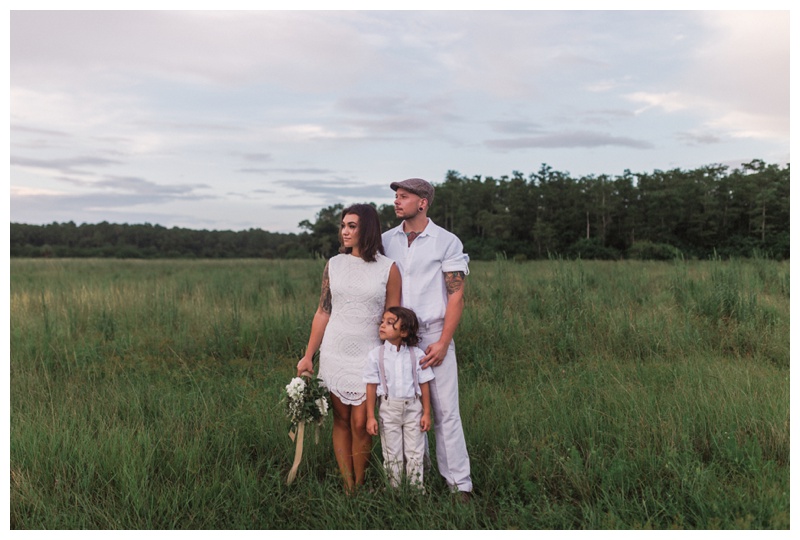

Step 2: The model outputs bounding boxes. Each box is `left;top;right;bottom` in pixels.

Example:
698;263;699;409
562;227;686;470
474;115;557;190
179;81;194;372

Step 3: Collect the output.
10;159;789;261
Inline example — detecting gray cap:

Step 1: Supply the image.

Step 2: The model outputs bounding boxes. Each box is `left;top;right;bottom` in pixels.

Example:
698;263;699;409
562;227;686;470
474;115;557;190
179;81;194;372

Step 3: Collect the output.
390;178;435;205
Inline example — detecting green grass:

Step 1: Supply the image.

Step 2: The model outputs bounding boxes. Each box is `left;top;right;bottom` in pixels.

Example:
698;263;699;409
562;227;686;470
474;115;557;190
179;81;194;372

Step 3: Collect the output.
10;257;789;529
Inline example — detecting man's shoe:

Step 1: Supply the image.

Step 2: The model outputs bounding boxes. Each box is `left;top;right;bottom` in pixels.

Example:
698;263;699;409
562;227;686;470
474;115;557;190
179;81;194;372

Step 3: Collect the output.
456;491;472;504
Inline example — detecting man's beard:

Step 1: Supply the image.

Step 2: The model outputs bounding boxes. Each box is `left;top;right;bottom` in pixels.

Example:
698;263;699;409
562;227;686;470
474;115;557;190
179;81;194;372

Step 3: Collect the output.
399;206;422;221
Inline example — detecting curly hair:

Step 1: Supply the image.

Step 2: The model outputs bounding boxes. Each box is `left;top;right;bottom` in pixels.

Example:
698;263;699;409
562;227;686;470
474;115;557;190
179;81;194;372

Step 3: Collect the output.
386;306;420;347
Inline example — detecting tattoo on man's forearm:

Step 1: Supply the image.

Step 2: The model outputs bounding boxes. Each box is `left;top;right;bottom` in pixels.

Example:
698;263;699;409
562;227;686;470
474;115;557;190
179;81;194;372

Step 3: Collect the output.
319;263;332;313
444;271;465;295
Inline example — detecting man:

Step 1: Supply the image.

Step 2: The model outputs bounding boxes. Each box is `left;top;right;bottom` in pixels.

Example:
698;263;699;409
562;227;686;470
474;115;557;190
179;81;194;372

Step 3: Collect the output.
381;177;473;500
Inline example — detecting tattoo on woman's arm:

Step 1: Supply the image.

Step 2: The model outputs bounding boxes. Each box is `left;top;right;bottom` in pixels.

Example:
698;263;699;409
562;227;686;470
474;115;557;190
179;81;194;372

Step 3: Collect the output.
319;263;332;313
444;271;465;295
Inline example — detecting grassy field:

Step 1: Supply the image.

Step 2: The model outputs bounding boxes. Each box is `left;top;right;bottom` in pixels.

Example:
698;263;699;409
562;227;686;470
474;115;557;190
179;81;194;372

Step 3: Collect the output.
9;257;790;529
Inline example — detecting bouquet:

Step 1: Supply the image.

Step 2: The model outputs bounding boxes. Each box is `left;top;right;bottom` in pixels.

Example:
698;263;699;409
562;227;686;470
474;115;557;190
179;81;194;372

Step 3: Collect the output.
284;371;329;484
284;373;330;428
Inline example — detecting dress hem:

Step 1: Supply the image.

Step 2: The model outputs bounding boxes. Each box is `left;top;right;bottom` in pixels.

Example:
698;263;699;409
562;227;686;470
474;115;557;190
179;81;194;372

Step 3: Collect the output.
329;388;367;406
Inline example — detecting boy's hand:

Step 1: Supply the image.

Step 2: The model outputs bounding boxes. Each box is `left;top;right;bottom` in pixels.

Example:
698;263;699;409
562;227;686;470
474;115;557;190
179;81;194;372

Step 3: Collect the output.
366;417;378;436
420;414;431;432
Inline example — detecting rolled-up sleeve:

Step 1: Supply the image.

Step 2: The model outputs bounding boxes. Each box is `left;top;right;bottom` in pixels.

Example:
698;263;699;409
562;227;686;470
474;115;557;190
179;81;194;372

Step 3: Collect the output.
362;349;381;385
441;237;470;275
416;347;435;384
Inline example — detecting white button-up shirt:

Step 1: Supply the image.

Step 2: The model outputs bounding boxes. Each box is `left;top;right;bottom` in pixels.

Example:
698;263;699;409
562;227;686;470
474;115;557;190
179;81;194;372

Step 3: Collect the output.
382;219;470;326
363;342;435;399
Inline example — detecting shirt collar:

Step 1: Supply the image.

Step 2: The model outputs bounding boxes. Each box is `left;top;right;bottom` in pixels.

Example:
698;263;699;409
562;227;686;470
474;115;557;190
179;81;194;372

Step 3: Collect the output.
390;218;440;238
383;341;408;353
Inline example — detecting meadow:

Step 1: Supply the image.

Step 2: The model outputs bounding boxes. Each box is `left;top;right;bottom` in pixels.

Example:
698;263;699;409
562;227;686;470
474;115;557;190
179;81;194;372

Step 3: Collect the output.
9;256;790;529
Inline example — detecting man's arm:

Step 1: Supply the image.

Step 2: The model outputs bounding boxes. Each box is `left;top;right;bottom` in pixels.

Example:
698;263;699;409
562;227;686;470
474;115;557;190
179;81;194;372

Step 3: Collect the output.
420;271;465;369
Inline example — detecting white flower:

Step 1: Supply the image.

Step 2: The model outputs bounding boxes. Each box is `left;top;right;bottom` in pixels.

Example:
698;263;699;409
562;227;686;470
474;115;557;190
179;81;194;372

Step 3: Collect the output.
283;374;330;427
315;397;329;417
285;377;306;400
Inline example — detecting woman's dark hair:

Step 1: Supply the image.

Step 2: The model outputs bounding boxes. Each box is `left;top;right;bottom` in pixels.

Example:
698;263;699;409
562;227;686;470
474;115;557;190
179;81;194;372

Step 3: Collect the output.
339;203;385;262
387;306;420;347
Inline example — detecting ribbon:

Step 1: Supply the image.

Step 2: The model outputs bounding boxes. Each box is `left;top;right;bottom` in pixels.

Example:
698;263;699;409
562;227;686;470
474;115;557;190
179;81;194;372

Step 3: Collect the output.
286;421;306;485
286;370;314;485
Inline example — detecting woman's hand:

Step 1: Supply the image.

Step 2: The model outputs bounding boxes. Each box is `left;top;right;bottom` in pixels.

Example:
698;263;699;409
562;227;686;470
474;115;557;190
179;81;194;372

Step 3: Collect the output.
296;355;314;377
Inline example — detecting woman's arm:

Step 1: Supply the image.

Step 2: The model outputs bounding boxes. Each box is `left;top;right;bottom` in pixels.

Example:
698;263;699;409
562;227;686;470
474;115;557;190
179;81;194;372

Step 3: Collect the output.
296;262;332;376
384;263;402;309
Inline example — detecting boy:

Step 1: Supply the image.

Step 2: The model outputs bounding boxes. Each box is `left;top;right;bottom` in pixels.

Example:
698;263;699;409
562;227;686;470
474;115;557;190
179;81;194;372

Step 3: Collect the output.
363;306;433;489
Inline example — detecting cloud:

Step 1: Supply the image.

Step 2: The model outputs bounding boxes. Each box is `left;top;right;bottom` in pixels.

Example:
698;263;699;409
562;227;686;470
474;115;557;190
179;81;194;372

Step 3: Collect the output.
676;131;722;146
11;124;69;137
11;189;215;216
489;120;544;135
337;95;408;116
625;92;689;115
9;191;225;230
12;171;214;225
239;152;273;163
239;167;335;176
347;116;431;135
11;155;124;176
674;12;788;141
277;179;390;201
691;12;788;113
11;11;383;91
485;130;653;151
9;11;789;233
91;175;210;195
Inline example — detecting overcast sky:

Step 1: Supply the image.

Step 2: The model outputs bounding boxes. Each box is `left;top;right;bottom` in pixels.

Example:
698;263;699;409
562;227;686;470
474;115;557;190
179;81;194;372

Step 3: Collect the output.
9;7;791;233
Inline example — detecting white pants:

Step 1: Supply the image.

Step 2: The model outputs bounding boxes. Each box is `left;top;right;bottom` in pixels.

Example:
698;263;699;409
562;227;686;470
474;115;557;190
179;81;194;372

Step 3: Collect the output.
419;326;473;493
378;396;425;488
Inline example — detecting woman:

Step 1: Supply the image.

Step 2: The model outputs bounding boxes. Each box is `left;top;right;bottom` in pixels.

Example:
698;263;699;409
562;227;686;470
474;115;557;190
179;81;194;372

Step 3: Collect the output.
296;203;401;491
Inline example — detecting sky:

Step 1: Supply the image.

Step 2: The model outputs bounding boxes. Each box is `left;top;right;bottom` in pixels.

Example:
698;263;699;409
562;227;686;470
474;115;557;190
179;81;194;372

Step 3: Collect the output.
8;6;792;234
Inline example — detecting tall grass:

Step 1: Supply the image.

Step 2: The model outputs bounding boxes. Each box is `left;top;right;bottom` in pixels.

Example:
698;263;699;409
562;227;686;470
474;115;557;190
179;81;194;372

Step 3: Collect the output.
10;257;789;529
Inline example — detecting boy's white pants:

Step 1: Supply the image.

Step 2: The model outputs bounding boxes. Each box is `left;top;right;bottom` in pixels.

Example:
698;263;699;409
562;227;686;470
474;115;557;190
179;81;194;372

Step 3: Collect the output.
378;396;425;488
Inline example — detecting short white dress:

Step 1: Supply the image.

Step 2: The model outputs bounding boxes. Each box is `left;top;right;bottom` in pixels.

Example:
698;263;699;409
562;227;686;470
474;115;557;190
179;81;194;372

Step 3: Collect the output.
318;252;395;405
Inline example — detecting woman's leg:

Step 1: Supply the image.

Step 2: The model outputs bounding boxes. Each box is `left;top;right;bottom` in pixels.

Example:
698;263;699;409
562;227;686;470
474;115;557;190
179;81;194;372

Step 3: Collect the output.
350;401;372;486
330;394;355;491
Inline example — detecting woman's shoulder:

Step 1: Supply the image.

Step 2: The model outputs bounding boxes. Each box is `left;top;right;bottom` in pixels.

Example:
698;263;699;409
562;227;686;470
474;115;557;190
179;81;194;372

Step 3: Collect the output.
326;253;349;270
330;253;356;263
375;252;396;267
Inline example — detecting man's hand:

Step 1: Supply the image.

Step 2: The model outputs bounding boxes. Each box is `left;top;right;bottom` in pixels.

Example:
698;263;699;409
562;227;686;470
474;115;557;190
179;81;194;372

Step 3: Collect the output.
421;339;449;369
419;270;465;369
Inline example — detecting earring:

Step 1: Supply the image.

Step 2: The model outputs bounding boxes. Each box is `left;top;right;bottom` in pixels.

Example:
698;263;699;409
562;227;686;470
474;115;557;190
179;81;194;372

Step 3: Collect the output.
419;207;424;212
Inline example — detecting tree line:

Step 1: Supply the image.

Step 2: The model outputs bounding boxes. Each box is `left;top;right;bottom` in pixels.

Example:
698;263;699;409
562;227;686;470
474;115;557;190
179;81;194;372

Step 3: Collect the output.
10;159;789;261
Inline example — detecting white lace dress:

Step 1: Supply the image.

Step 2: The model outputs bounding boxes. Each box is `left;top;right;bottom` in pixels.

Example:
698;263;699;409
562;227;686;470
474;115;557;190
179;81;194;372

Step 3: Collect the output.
318;252;394;405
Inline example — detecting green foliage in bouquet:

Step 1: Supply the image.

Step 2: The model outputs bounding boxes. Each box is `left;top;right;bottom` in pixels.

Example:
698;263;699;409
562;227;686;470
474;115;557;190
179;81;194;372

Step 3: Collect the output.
283;374;330;427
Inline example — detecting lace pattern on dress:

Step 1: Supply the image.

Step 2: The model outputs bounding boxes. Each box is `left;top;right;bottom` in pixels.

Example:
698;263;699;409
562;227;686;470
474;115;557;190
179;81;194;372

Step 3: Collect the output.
318;253;393;406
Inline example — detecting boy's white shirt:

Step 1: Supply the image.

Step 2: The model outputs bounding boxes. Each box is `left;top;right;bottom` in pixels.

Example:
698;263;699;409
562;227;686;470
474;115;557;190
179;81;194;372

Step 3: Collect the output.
363;342;434;399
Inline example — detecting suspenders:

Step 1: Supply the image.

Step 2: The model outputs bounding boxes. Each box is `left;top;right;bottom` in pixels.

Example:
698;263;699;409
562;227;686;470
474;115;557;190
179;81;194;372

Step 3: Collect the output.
378;344;420;399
